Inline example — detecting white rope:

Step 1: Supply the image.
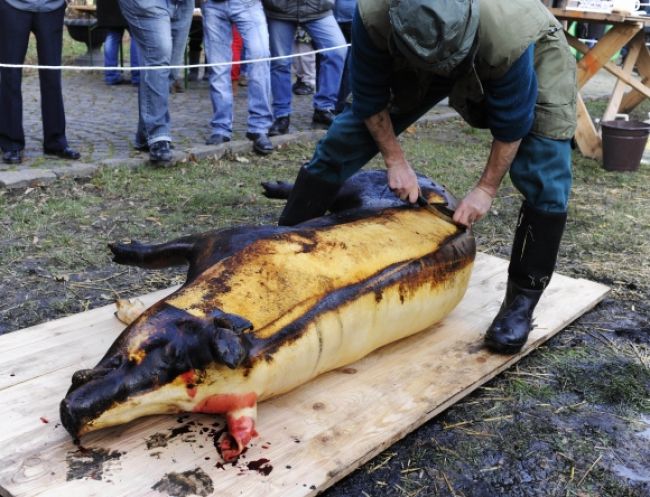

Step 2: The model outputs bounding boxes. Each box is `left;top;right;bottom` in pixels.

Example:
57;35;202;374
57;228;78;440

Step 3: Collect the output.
0;43;351;71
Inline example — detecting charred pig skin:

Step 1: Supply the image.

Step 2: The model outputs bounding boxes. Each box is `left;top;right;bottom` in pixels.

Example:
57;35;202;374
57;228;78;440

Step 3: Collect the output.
60;170;476;460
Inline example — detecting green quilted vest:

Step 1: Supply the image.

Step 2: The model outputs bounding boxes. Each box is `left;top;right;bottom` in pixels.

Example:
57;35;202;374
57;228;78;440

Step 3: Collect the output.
358;0;577;140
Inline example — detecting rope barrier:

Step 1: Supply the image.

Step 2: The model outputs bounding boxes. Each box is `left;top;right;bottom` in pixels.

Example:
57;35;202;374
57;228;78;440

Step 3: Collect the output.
0;43;351;71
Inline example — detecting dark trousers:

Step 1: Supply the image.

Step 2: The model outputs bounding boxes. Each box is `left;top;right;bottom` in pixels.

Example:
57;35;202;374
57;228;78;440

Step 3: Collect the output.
335;21;351;113
0;0;68;152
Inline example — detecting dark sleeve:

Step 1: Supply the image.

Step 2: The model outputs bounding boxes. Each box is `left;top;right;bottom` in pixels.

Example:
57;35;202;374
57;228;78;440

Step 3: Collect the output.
484;44;538;142
350;7;393;119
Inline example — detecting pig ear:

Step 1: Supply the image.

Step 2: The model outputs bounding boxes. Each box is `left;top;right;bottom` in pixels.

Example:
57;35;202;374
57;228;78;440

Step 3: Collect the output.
211;309;253;333
211;327;248;369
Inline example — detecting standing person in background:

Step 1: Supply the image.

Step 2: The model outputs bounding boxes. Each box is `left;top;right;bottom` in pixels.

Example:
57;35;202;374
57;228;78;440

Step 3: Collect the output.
169;20;188;94
292;27;316;96
263;0;347;135
0;0;81;164
98;0;140;86
201;0;274;155
229;26;244;85
333;0;355;113
118;0;194;164
103;30;140;86
187;0;205;82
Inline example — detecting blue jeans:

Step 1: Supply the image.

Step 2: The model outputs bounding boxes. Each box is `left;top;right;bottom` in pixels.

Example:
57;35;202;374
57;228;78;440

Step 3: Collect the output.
103;29;140;85
307;104;572;213
267;15;346;118
118;0;193;146
202;0;272;137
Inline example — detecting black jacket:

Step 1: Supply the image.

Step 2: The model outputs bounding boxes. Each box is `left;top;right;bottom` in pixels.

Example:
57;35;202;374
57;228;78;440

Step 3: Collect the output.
262;0;334;22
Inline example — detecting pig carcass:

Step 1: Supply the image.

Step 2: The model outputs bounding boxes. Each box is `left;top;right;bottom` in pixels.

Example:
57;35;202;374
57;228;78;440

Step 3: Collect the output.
60;170;476;460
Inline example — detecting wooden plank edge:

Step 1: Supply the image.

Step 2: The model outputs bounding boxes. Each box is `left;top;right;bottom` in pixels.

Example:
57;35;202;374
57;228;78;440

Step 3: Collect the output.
0;483;13;497
305;279;610;496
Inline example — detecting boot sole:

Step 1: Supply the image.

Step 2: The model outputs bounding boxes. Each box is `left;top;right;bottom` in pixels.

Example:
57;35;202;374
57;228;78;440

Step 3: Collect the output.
484;336;526;355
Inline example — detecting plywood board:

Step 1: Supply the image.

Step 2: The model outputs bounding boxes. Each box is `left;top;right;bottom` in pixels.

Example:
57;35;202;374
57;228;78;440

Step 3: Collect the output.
0;253;609;497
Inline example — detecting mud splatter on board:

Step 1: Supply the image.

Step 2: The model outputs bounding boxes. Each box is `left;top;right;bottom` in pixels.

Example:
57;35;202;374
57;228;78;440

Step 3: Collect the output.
65;446;124;481
146;432;169;450
152;467;214;497
146;420;203;453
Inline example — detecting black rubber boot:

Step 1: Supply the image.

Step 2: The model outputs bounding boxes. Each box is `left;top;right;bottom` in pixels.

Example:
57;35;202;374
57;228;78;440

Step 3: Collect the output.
278;165;341;226
485;202;567;354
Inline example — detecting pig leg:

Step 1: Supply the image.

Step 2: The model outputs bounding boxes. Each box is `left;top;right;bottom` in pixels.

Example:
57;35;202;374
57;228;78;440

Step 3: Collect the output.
219;404;259;461
261;180;293;199
109;237;198;269
191;390;259;461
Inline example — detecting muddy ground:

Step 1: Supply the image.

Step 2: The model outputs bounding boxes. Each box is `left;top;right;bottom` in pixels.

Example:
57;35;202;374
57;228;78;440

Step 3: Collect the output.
0;119;648;496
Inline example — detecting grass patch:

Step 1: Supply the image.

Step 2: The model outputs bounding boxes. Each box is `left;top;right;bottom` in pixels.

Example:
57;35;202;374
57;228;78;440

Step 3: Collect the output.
553;354;650;411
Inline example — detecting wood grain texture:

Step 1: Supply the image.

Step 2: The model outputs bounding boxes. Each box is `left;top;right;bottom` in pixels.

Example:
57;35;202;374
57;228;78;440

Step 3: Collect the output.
0;254;609;497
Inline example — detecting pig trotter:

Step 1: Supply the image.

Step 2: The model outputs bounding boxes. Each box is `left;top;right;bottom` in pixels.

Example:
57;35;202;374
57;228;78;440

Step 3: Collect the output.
260;180;294;199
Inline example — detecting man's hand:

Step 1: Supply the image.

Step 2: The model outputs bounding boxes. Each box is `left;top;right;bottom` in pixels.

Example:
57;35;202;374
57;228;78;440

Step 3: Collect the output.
387;160;419;203
364;109;419;203
453;186;495;227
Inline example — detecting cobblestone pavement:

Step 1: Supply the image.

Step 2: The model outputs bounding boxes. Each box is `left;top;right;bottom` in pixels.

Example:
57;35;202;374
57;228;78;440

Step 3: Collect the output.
12;68;338;163
0;61;621;188
0;64;456;186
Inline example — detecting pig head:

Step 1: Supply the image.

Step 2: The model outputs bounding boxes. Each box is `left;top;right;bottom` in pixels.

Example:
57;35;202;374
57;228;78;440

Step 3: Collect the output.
60;302;256;458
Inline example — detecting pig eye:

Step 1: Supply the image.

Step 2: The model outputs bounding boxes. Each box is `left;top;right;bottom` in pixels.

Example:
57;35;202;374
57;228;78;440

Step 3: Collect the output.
176;318;206;336
143;336;169;352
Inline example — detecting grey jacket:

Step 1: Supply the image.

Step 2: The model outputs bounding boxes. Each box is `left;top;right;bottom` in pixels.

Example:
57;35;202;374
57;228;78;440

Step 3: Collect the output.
4;0;65;12
262;0;334;22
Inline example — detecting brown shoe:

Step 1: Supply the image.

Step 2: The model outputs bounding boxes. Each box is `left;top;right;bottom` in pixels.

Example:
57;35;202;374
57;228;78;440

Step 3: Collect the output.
170;80;185;94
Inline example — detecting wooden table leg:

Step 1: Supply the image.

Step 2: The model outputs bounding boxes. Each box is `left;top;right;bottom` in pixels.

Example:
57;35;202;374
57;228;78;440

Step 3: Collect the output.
568;33;650;97
576;93;603;160
574;23;641;88
620;39;650;113
603;31;644;121
566;24;642;159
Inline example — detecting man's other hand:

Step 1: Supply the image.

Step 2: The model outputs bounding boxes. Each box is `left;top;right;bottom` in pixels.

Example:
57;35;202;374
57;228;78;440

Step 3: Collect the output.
453;186;495;227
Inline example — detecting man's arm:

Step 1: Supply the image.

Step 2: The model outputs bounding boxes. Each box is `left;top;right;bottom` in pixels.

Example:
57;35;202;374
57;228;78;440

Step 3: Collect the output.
453;138;521;227
349;9;419;202
364;109;420;203
454;44;537;227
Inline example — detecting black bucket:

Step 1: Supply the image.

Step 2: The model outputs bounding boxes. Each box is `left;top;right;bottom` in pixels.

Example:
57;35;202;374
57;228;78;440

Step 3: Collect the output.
600;120;650;172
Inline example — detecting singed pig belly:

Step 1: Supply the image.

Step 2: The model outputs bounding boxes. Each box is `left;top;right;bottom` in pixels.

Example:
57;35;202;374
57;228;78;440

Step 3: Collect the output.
60;171;476;460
